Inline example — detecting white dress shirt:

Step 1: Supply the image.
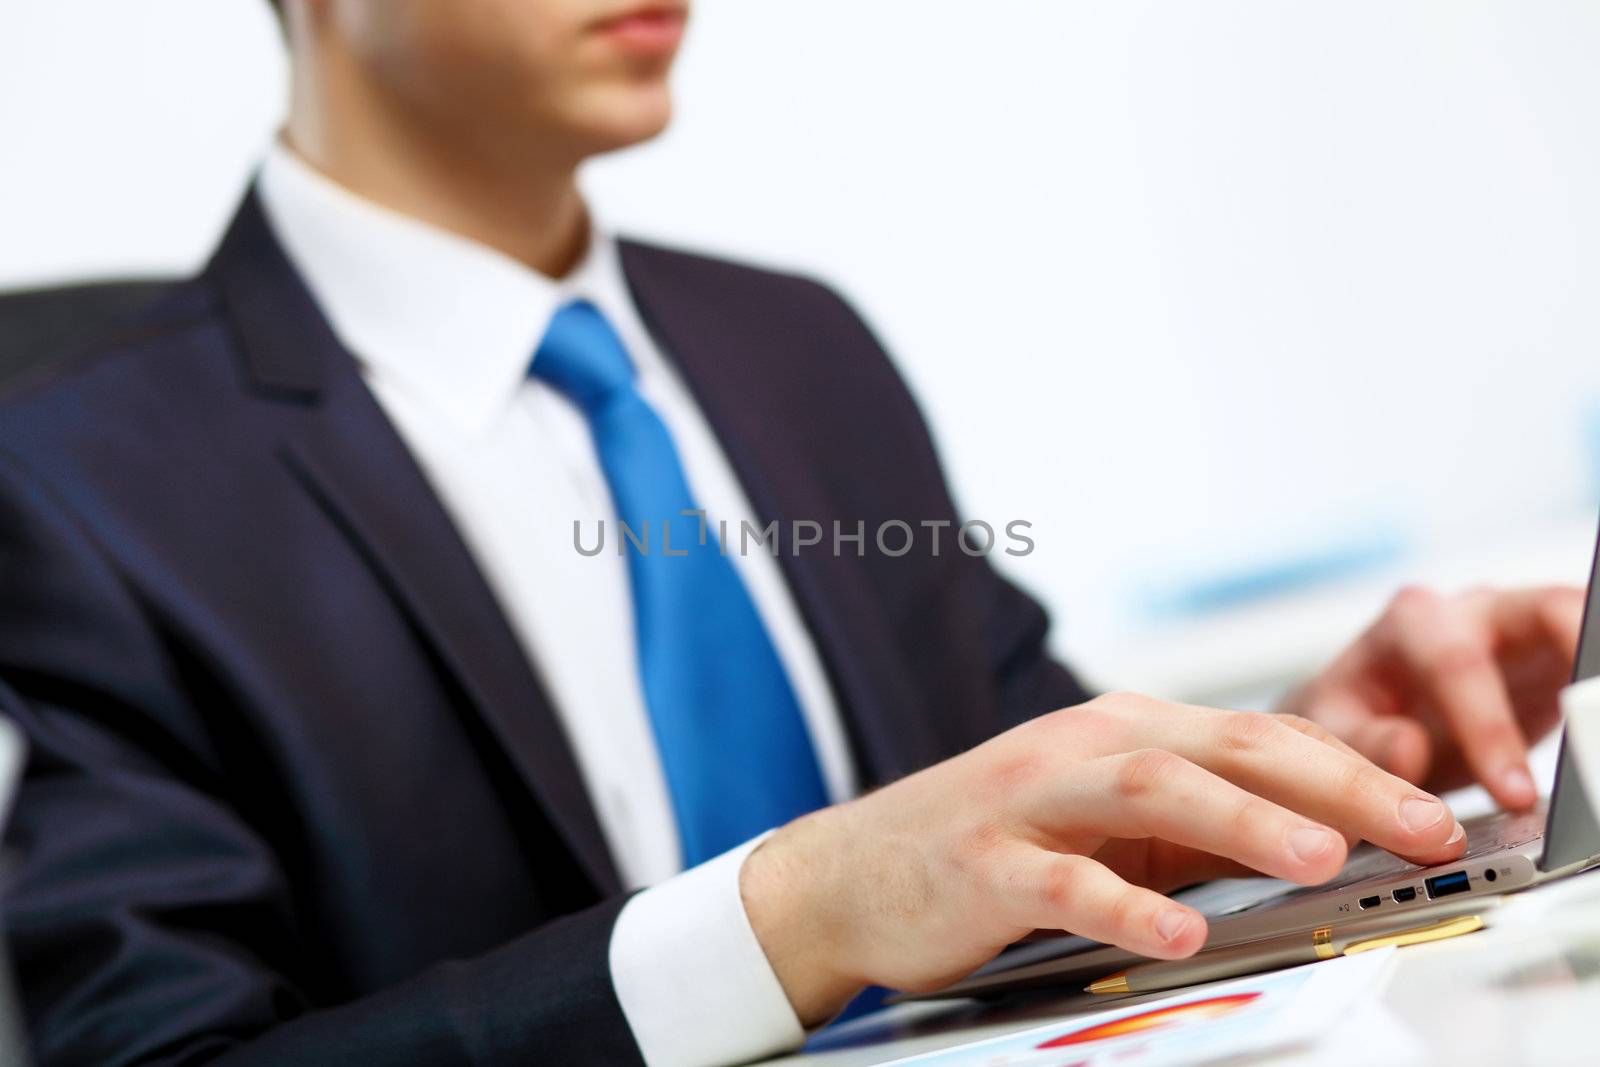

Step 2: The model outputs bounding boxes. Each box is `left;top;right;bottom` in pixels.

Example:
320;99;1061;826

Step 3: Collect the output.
257;143;855;1067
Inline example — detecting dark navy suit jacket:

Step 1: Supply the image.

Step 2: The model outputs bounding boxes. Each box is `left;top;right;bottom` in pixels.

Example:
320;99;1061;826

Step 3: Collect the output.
0;191;1090;1065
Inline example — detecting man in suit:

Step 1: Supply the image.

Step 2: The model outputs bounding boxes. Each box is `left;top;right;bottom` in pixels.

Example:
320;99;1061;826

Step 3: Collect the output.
0;1;1582;1064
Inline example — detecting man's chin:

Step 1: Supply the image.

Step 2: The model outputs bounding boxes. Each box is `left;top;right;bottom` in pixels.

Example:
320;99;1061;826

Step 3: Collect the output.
565;87;675;156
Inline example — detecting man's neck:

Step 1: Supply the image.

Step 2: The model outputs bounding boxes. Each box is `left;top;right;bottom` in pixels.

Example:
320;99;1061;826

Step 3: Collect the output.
283;49;590;278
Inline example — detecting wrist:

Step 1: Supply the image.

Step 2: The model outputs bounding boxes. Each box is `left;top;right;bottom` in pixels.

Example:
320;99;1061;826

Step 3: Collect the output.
739;806;864;1026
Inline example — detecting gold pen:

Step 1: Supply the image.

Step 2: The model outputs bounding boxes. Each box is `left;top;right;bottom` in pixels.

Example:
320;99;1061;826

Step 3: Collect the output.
1086;914;1486;995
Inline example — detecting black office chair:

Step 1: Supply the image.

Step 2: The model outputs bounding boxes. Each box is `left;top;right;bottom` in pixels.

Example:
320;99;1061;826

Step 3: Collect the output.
0;280;174;390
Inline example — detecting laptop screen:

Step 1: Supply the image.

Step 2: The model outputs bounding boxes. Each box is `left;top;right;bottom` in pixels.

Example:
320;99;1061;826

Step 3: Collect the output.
1537;513;1600;872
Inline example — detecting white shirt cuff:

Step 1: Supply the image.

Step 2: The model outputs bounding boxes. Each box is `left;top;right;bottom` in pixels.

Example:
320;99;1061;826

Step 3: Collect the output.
610;833;804;1067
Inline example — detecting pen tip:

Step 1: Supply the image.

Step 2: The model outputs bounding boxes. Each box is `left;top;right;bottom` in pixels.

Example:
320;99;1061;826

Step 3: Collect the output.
1086;973;1130;995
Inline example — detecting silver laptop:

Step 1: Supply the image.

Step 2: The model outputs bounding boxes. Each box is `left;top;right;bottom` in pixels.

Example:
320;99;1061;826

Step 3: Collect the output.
926;517;1600;999
1200;518;1600;943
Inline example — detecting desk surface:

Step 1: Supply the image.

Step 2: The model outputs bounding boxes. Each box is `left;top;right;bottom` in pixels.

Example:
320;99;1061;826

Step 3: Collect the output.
768;866;1600;1066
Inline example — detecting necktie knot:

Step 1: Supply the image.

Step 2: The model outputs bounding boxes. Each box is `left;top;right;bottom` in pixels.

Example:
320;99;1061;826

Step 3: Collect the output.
530;300;637;414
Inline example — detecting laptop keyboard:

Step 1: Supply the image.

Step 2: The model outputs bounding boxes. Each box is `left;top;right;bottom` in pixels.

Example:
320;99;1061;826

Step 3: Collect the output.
1318;805;1546;891
1213;805;1548;917
1457;806;1546;856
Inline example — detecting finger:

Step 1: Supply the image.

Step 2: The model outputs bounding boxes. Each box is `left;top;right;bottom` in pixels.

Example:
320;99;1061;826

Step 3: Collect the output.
1141;708;1467;865
1487;585;1585;664
1385;587;1536;809
1251;714;1367;848
1356;716;1433;785
1096;836;1269;892
1270;711;1365;761
1495;586;1583;740
1034;749;1349;885
1008;849;1206;960
1284;693;1434;784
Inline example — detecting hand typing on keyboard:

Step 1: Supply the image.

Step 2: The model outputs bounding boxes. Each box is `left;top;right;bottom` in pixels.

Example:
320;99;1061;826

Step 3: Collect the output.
741;691;1466;1026
1277;584;1582;813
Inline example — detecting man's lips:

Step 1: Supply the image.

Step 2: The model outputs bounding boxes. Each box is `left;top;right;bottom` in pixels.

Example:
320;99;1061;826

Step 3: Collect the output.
591;5;687;56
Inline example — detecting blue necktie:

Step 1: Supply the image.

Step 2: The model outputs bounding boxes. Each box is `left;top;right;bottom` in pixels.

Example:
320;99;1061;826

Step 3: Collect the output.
531;300;830;866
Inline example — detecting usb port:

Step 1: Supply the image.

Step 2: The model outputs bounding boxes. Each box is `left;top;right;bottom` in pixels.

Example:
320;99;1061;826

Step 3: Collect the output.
1358;895;1381;910
1425;870;1471;899
1392;886;1417;903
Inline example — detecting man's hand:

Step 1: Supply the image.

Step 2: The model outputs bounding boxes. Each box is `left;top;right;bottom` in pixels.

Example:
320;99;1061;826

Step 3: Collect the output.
740;692;1464;1025
1280;585;1584;811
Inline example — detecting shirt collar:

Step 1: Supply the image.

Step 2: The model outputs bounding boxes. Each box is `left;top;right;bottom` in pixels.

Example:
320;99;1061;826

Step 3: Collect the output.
257;141;628;435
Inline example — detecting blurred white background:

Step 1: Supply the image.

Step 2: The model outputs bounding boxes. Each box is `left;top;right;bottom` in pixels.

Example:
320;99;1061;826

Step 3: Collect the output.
4;0;1600;705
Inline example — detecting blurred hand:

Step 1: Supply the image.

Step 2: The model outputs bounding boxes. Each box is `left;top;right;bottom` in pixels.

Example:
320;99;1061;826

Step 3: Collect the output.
1279;584;1584;811
740;691;1464;1024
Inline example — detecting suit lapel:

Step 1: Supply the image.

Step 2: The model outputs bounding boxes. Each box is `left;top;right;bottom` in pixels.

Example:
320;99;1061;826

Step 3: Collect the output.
206;184;942;886
210;192;621;895
617;242;948;786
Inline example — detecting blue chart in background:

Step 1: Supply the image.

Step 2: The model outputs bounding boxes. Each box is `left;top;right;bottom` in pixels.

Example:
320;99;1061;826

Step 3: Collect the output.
1144;529;1408;621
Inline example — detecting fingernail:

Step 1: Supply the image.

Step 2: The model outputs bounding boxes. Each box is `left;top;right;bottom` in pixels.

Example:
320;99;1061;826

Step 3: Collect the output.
1445;821;1465;845
1156;909;1193;944
1503;768;1536;801
1400;796;1446;833
1289;826;1338;864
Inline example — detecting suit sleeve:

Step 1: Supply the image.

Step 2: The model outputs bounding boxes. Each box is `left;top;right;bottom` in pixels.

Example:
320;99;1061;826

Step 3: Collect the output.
980;563;1097;727
0;452;647;1067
